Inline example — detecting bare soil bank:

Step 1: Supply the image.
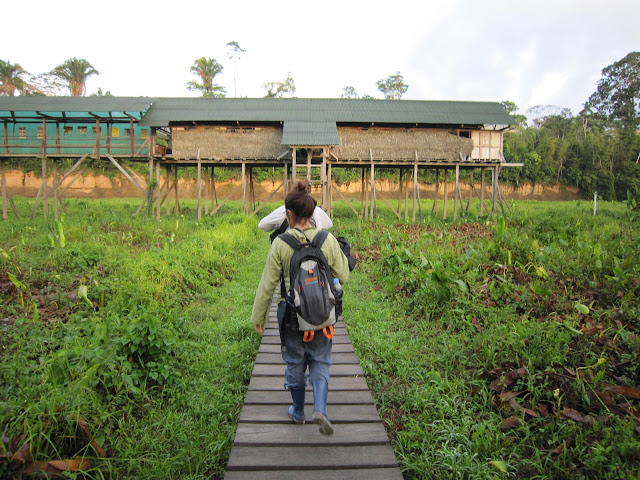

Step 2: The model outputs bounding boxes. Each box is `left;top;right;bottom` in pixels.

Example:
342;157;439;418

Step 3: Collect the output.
3;170;583;202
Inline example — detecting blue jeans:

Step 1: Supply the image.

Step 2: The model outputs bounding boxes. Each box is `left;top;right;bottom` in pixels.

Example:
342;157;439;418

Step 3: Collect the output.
277;302;332;390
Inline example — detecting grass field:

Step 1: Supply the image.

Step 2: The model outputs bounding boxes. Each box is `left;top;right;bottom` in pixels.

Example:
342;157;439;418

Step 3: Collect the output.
1;197;639;479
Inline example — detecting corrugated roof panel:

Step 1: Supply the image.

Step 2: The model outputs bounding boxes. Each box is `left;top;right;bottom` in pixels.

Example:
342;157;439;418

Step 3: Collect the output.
281;121;339;146
138;98;515;127
0;96;155;121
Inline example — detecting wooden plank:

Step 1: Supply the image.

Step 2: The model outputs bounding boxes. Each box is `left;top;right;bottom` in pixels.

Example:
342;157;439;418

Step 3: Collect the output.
224;467;404;480
244;389;374;405
260;334;352;345
226;445;399;470
262;328;348;337
256;352;359;365
258;343;354;354
248;376;369;391
239;404;381;423
233;423;389;446
252;364;363;377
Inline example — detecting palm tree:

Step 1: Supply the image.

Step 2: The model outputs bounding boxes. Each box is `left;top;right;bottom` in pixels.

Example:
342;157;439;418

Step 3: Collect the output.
187;57;226;97
52;58;99;96
0;60;27;96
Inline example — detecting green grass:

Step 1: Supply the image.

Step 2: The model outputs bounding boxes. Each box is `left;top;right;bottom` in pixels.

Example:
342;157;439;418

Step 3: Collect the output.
337;199;640;479
1;197;639;479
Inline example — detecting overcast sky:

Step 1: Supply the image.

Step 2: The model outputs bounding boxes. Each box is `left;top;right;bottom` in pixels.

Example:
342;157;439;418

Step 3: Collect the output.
4;0;639;118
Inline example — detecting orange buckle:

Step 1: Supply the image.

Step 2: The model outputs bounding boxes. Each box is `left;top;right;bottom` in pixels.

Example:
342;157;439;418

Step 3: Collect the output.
323;325;334;339
303;330;315;342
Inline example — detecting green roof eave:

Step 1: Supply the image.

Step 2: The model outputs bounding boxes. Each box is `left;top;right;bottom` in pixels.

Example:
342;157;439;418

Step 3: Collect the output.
138;98;515;128
281;121;339;146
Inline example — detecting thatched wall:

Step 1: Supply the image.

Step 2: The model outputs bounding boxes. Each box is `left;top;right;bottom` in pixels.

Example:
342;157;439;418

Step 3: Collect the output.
333;127;473;161
172;126;289;159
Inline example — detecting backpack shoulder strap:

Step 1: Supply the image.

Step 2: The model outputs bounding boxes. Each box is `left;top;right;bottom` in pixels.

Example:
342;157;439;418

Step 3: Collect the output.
278;232;301;250
312;229;328;249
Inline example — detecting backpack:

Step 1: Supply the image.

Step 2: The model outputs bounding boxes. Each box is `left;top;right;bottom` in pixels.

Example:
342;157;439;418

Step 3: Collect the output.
336;236;357;271
269;219;289;244
278;229;338;342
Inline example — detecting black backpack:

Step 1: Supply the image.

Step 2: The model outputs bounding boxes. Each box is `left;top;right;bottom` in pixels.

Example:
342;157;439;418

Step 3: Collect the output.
278;230;338;341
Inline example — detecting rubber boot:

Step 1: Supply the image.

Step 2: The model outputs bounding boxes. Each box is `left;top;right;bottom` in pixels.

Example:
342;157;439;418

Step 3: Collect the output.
287;388;305;425
312;379;334;435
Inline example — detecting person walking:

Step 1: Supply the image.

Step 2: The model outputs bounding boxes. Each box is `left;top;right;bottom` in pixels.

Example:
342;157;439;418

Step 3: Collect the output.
251;180;349;435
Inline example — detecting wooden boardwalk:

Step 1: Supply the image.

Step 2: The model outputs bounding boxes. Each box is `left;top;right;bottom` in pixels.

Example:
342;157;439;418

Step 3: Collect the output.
224;304;404;479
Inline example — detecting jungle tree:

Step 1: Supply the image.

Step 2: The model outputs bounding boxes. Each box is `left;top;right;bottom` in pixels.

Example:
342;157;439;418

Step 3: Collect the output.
226;41;245;98
51;58;99;96
0;60;27;96
187;57;226;97
376;72;408;100
262;73;296;98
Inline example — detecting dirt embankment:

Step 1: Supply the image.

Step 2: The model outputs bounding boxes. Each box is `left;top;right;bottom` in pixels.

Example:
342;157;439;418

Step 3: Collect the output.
2;170;583;202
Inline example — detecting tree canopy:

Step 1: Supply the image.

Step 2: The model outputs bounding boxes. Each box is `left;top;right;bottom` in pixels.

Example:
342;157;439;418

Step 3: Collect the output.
262;73;296;98
187;57;226;97
376;72;408;100
587;51;640;130
0;60;27;96
51;58;99;96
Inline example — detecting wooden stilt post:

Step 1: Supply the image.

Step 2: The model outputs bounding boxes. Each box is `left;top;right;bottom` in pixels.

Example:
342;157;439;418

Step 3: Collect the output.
146;157;153;220
1;159;7;220
443;169;449;220
250;167;255;213
413;154;418;223
454;164;460;220
466;170;475;213
156;161;161;220
292;148;297;184
480;168;486;216
241;161;246;214
175;166;180;215
432;169;439;216
361;168;367;219
53;160;59;219
327;161;333;218
307;149;312;181
398;168;403;215
42;157;48;217
491;166;497;217
321;148;327;211
284;162;289;197
404;168;410;221
370;161;376;220
196;152;202;220
210;167;215;213
166;166;171;216
369;150;376;220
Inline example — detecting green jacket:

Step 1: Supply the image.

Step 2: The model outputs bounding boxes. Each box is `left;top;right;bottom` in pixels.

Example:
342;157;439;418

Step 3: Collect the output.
251;227;350;327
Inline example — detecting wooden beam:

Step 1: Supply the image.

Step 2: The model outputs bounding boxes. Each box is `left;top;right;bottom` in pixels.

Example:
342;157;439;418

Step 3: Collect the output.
432;169;439;216
480;168;486;216
321;148;327;210
241;161;246;214
292;148;297;183
105;154;146;194
210;183;243;216
197;154;202;221
41;155;88;201
443;169;448;220
377;190;401;220
414;153;423;222
253;182;284;215
1;159;7;219
332;179;360;218
454;164;459;220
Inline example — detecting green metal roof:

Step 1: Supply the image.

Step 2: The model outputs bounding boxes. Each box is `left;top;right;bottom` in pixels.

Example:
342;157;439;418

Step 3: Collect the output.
0;96;155;122
138;98;515;128
281;121;339;146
